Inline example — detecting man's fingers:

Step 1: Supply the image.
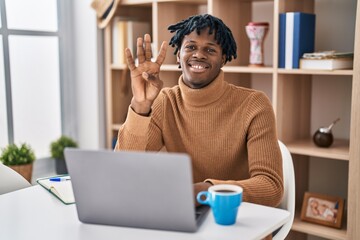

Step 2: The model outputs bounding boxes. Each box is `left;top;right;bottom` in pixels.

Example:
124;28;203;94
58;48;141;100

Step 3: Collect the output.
144;34;152;61
125;48;136;71
136;37;145;64
155;41;168;66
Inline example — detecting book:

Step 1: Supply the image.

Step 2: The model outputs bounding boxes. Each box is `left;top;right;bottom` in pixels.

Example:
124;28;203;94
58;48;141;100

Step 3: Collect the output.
278;12;316;69
112;18;151;65
278;13;286;68
299;57;353;70
37;175;75;205
112;17;128;65
302;51;354;60
126;21;151;56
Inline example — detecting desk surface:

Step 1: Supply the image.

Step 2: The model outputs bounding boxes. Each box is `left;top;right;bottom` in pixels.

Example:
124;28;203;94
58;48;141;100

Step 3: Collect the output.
0;186;290;240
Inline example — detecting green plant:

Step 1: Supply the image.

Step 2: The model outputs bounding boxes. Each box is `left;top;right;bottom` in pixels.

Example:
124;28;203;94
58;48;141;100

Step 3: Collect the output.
50;135;78;159
0;143;36;166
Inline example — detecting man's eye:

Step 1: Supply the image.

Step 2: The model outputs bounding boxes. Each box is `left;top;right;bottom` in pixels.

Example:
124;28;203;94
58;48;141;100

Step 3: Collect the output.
207;48;216;53
185;45;195;50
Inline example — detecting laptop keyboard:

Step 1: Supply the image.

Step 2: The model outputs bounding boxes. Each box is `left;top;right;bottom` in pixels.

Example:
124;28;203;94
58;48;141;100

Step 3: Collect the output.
195;205;210;220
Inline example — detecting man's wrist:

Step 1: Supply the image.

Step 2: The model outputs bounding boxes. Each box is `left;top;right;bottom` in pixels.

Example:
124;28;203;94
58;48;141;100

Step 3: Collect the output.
131;106;152;116
130;99;152;116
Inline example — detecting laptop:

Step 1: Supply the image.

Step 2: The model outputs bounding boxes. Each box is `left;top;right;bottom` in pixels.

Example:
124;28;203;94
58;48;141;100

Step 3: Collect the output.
64;148;209;232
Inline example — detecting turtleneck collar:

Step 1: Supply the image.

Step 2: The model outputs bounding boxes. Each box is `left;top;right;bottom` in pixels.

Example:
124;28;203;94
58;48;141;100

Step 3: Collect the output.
178;70;228;107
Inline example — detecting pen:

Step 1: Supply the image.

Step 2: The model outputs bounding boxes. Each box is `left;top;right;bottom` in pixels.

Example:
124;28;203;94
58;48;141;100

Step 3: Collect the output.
49;177;70;182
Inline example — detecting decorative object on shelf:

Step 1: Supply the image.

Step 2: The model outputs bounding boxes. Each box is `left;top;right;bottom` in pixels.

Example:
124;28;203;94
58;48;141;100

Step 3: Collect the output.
91;0;120;29
0;143;36;182
313;118;340;148
278;12;316;69
50;136;78;174
245;22;269;67
301;192;344;229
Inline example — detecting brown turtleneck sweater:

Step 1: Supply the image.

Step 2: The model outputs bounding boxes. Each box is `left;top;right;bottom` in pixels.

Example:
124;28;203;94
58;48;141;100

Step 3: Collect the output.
115;70;283;207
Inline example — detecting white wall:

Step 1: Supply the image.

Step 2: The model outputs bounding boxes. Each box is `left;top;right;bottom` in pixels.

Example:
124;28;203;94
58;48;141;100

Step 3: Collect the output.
72;0;105;149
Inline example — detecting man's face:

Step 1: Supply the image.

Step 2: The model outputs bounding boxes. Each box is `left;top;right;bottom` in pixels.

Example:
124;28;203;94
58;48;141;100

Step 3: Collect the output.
177;28;226;89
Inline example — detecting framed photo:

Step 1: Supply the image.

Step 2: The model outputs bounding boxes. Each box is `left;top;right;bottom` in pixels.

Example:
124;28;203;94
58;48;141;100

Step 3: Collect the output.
301;192;344;228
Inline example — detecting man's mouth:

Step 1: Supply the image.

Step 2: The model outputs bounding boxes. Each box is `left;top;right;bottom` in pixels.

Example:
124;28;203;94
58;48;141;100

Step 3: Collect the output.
188;61;209;72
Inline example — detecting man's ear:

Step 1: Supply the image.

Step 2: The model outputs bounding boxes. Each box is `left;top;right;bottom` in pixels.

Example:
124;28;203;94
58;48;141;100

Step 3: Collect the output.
176;51;182;68
177;51;180;63
221;54;226;67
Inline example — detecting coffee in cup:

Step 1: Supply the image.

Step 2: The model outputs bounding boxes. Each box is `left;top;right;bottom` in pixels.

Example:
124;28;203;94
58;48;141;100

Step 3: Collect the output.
197;184;243;225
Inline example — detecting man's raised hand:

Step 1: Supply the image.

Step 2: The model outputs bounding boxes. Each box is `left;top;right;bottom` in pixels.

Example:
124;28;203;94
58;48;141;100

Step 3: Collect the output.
125;34;168;115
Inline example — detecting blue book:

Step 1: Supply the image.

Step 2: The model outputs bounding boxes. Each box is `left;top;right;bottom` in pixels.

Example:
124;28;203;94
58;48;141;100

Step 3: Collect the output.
278;13;286;68
279;12;316;69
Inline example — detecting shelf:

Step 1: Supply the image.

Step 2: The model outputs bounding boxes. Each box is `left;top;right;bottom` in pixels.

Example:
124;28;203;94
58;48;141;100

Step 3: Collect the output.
121;0;272;4
286;139;349;161
161;64;182;72
112;124;123;131
277;68;353;76
121;0;154;6
111;63;353;76
222;66;273;74
111;64;127;70
160;64;274;73
112;64;275;74
112;63;353;75
122;0;207;5
102;1;360;238
292;217;347;240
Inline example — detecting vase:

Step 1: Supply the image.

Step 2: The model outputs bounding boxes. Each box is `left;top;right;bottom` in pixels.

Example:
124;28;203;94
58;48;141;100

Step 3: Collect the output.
9;163;33;183
55;158;68;174
245;22;269;67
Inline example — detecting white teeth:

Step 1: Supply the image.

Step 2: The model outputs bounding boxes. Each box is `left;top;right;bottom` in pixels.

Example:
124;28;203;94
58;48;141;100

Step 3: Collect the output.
192;65;205;69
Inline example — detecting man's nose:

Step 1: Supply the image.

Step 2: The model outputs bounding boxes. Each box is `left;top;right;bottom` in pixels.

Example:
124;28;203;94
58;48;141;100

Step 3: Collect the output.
193;49;207;59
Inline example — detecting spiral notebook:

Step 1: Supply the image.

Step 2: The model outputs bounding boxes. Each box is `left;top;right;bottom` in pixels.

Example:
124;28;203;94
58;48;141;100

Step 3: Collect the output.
37;175;75;205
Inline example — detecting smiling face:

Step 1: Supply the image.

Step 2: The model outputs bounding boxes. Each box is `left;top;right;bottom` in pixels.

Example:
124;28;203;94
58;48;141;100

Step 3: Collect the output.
177;28;226;89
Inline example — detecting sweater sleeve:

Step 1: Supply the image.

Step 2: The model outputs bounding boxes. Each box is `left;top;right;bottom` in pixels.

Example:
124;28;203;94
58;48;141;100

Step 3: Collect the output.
114;96;164;152
206;92;284;207
114;106;152;151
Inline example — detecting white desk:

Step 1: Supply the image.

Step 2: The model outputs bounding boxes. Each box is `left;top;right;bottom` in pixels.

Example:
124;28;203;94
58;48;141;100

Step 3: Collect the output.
0;186;290;240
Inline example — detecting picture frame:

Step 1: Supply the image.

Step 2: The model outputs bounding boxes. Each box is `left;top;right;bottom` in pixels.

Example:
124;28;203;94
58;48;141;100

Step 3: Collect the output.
301;192;345;228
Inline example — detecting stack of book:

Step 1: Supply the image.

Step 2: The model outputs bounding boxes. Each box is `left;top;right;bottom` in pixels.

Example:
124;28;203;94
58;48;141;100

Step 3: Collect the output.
299;51;354;70
278;12;316;69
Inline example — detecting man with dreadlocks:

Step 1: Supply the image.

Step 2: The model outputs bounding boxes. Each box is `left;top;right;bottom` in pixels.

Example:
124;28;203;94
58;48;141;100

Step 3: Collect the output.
115;14;283;210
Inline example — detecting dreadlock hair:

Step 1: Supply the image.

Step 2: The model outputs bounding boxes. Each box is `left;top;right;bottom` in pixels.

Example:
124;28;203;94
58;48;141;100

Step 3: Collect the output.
168;14;237;63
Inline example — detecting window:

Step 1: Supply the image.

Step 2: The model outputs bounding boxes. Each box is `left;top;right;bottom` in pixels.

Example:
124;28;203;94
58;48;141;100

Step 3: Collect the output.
0;35;8;147
5;0;57;31
0;0;73;158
